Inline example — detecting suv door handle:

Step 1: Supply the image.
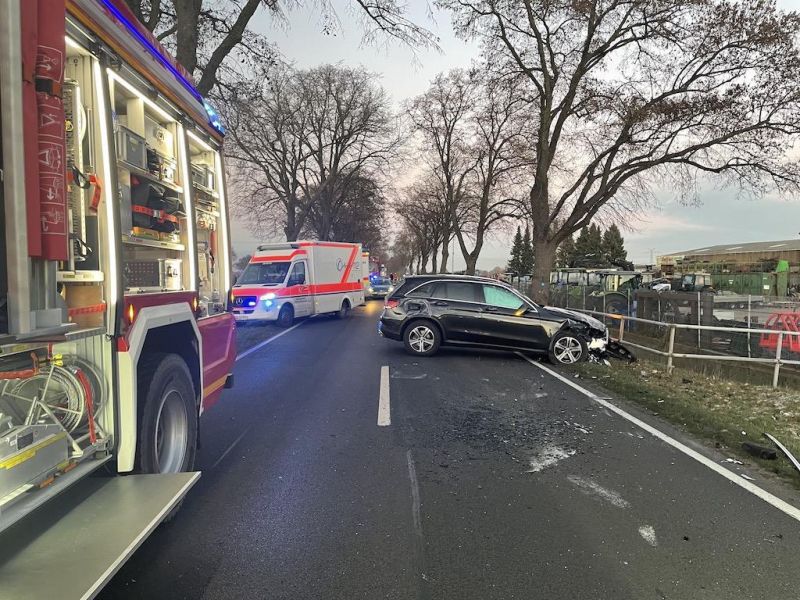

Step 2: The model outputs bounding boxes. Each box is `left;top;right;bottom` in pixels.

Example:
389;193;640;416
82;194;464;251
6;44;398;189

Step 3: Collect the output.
483;306;499;312
433;301;448;307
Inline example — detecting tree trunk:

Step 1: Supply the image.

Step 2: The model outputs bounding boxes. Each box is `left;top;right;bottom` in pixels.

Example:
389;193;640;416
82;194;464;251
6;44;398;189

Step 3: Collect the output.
431;249;438;274
440;237;450;273
530;238;556;305
174;0;201;75
464;254;478;276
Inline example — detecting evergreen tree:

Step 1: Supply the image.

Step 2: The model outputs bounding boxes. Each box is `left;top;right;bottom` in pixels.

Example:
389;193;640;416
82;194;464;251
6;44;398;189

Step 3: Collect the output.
521;226;535;275
573;223;604;264
507;226;524;274
556;234;576;267
602;224;627;263
587;224;603;257
574;227;592;258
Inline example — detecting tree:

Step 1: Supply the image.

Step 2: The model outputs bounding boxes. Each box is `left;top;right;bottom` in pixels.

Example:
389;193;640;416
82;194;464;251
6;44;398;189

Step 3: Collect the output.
221;66;310;240
574;224;602;261
124;0;439;96
520;226;535;275
407;70;476;273
454;71;535;274
602;224;627;264
396;179;451;273
305;174;387;255
407;68;533;275
556;234;575;268
443;0;800;302
221;64;400;243
507;226;524;274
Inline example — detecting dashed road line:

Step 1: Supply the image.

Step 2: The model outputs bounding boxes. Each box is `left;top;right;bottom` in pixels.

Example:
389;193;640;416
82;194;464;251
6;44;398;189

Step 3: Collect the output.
236;321;304;362
210;427;251;470
378;365;391;426
518;352;800;525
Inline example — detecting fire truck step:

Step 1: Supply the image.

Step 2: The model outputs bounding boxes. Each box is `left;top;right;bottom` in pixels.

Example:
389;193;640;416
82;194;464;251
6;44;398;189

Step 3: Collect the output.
0;471;199;600
0;454;113;535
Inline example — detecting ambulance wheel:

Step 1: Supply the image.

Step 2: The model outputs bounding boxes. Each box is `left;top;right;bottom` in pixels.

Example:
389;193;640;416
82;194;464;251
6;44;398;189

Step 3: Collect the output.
277;304;294;328
137;354;198;475
336;299;351;319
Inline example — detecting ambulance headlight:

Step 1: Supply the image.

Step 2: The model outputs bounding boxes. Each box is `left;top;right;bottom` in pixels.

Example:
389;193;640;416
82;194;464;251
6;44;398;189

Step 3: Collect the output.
261;292;276;309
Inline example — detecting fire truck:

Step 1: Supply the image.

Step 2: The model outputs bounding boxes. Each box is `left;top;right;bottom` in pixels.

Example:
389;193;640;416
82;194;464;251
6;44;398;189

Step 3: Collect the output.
0;0;236;596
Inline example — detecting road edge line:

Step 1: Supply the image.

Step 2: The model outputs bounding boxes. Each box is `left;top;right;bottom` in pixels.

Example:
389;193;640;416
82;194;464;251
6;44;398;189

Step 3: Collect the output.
517;352;800;524
378;365;391;426
235;322;304;362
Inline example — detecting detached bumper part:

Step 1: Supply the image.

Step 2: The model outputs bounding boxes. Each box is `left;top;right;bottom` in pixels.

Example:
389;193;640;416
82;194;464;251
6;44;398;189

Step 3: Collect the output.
604;340;636;363
587;337;607;351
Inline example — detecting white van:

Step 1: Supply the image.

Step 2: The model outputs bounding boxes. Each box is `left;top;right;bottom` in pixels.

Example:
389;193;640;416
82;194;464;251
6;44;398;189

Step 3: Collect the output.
231;241;365;326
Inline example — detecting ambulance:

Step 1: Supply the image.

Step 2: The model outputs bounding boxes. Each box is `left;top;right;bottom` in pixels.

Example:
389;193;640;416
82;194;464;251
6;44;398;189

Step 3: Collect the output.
231;241;365;326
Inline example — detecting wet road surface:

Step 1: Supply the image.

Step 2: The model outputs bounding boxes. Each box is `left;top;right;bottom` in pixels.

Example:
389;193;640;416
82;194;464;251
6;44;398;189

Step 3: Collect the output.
101;301;800;599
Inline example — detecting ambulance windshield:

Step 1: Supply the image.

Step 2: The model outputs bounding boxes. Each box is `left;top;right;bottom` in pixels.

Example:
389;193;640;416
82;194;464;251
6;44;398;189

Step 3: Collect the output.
238;262;291;285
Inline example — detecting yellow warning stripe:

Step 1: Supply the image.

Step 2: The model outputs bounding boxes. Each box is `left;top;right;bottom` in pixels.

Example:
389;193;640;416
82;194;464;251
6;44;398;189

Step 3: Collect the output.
0;433;67;470
202;374;227;398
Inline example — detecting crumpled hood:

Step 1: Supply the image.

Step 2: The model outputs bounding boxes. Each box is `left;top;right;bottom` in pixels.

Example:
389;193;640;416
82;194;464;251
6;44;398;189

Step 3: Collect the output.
543;306;606;332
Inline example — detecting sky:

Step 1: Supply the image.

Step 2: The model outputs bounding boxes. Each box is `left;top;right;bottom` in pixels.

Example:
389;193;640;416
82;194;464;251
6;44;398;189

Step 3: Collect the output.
229;0;800;271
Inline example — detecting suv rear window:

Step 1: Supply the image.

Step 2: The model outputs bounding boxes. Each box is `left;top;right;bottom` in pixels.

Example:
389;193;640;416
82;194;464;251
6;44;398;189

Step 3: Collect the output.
436;281;482;303
407;282;435;298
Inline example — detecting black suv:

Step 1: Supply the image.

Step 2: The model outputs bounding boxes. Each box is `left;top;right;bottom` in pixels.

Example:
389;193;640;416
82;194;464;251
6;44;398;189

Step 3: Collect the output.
378;274;615;363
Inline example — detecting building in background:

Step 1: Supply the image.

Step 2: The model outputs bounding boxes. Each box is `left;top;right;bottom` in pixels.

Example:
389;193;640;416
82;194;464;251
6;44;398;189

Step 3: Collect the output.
657;239;800;296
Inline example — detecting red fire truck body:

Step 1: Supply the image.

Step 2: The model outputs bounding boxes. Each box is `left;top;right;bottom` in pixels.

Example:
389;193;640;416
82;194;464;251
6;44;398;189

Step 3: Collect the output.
0;0;236;595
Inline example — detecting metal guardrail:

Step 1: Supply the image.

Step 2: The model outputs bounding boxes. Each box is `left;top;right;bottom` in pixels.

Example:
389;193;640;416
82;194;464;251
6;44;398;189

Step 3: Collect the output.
578;309;800;388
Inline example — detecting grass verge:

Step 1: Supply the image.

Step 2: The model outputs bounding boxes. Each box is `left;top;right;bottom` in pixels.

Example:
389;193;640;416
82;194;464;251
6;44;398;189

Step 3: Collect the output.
570;357;800;487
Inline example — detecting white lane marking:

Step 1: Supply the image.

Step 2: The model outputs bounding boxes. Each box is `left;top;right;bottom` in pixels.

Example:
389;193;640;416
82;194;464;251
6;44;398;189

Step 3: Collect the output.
407;449;423;538
236;322;304;361
567;475;631;509
210;426;251;470
518;353;800;524
639;524;658;547
378;365;391;426
527;444;576;473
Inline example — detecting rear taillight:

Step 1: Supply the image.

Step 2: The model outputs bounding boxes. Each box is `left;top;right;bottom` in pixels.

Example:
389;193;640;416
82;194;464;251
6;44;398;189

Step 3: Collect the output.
385;298;399;309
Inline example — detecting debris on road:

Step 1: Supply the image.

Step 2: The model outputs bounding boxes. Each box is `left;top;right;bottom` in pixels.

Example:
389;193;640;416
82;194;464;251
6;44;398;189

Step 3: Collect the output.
526;445;576;473
723;458;744;465
567;475;631;509
741;442;778;460
638;525;658;547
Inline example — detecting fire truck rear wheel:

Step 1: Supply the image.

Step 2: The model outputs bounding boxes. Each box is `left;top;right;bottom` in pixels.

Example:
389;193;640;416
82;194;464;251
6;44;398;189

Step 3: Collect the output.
277;304;294;328
137;354;198;475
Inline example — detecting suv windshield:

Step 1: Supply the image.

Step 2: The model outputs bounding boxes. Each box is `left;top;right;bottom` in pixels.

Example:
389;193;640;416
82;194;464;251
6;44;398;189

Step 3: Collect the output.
373;277;391;286
238;262;291;285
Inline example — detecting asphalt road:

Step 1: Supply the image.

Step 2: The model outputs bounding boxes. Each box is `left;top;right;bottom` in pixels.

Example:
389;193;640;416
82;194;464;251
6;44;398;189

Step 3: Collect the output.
101;301;800;600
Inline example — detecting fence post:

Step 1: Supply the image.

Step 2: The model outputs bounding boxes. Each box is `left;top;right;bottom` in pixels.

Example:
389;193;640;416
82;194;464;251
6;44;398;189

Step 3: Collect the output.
747;295;752;359
619;317;625;342
773;331;783;389
667;325;676;373
696;291;701;349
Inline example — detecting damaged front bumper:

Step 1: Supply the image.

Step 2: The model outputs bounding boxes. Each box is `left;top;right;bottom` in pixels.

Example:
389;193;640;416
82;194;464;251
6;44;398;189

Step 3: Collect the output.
583;330;636;363
600;339;636;363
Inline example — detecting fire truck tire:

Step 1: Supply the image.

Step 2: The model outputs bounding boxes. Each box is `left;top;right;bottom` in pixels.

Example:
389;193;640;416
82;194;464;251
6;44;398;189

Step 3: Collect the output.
277;304;294;328
336;299;351;319
136;353;198;475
